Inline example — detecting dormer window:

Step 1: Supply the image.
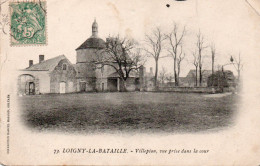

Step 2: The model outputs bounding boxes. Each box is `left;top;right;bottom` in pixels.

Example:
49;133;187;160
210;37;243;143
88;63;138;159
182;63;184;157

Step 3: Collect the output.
62;64;67;70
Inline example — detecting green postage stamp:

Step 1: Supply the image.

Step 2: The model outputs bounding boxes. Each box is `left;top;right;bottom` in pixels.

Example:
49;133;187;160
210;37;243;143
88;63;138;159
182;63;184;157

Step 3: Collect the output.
10;1;47;46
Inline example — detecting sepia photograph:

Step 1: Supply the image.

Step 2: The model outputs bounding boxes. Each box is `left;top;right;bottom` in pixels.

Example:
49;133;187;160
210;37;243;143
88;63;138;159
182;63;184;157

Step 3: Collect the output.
17;18;240;134
1;0;260;165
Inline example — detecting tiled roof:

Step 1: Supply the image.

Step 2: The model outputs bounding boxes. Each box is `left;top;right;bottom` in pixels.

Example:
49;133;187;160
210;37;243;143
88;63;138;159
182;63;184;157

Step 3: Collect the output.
25;55;66;71
76;37;106;50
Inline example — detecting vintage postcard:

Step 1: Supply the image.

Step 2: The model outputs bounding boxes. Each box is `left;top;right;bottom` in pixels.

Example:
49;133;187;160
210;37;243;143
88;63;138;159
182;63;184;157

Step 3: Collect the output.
0;0;260;165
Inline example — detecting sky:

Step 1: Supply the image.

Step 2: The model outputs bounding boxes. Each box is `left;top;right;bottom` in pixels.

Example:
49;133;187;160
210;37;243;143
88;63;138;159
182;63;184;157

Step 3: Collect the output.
1;0;260;77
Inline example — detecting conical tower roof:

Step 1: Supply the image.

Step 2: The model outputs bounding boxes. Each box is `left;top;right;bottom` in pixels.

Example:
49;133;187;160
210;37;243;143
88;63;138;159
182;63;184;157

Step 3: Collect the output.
76;19;106;50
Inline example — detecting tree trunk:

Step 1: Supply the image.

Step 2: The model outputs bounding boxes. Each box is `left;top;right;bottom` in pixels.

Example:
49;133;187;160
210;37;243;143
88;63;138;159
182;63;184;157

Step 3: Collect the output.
237;69;240;82
199;66;202;86
120;78;127;92
212;58;214;87
177;63;181;86
174;58;178;86
195;67;198;87
212;59;214;75
154;60;159;89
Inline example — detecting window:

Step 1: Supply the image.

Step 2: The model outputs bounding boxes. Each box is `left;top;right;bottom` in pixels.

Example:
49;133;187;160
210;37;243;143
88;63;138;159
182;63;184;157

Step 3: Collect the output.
101;66;104;74
102;83;104;91
62;64;67;70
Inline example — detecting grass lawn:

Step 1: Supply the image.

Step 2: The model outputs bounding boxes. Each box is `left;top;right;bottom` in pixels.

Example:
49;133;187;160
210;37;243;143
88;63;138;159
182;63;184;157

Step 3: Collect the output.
18;92;238;133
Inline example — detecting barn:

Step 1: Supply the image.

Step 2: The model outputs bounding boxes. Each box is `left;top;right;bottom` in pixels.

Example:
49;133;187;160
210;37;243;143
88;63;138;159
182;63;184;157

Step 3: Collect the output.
17;55;77;95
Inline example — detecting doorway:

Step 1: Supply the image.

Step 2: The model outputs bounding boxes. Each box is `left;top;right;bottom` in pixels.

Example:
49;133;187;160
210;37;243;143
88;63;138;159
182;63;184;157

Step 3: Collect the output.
59;82;66;94
28;82;35;95
102;83;104;91
80;82;86;92
107;78;117;92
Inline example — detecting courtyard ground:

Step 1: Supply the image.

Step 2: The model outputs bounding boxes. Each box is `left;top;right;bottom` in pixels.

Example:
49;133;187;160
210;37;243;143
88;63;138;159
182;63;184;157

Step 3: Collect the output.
18;92;239;133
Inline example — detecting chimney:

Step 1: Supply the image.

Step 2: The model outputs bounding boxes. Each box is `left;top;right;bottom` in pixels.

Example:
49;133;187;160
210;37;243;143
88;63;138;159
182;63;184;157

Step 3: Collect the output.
150;67;153;74
139;65;144;77
139;65;145;91
39;55;44;63
29;60;33;67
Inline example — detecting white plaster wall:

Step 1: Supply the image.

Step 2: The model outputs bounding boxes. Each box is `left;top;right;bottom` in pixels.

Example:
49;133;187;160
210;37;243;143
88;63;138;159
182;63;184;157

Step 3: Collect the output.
17;70;50;94
38;73;50;93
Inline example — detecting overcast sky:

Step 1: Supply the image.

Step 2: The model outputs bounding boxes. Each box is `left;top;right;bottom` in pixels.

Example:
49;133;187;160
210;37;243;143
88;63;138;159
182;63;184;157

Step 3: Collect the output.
2;0;260;77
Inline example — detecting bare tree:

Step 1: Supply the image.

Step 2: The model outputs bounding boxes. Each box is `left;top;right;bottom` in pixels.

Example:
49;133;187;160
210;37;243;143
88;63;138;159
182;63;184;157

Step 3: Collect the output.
177;51;186;84
166;23;186;86
158;67;167;85
210;43;216;86
230;52;243;81
196;30;208;86
144;27;167;89
96;36;145;92
192;51;199;87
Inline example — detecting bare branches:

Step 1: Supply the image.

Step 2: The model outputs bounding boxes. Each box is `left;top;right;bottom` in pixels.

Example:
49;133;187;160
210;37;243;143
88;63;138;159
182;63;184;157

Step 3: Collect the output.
143;27;166;88
165;23;186;60
96;35;145;91
177;48;186;79
144;27;167;60
230;52;243;81
196;30;207;67
191;50;199;86
192;50;199;67
158;67;167;84
177;46;185;64
165;22;186;86
195;30;208;86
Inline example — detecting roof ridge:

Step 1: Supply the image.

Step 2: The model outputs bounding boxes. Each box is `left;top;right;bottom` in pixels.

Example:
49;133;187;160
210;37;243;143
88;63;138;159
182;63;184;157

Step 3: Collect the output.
26;55;67;71
29;55;65;67
76;37;106;50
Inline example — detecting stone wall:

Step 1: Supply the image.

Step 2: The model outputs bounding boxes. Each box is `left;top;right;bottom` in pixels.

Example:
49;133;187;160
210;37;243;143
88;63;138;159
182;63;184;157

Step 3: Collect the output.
125;77;138;91
17;74;39;95
158;87;213;93
96;78;108;91
76;48;99;63
17;70;50;94
157;86;234;93
76;62;96;78
50;59;77;93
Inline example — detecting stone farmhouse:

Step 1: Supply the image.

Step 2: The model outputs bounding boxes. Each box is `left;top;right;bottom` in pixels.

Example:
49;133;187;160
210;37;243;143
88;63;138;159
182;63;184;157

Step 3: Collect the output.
17;19;154;95
17;55;77;95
